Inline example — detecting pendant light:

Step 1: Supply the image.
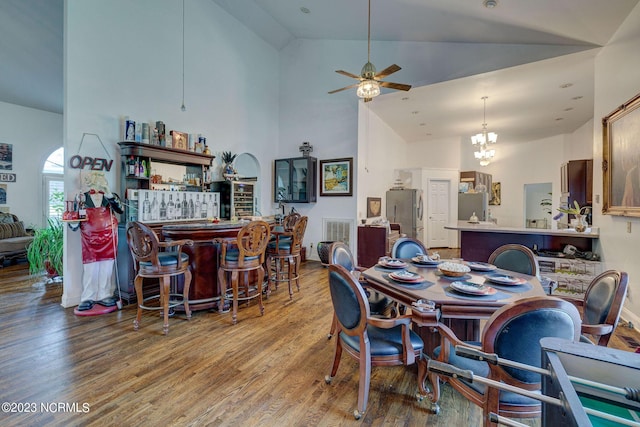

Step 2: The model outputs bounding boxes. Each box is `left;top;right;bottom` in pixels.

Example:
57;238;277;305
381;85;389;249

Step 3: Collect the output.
471;96;497;166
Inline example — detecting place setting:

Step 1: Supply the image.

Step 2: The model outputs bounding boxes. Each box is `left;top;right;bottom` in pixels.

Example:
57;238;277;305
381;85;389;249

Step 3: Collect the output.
445;280;509;301
383;269;433;289
483;272;533;292
375;256;409;271
411;253;441;267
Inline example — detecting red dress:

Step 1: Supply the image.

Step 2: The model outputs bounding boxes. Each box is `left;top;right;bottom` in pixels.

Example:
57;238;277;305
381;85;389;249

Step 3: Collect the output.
81;206;118;264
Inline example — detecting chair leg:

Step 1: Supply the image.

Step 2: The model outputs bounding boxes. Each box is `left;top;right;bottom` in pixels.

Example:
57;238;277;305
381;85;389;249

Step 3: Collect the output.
183;269;192;320
294;255;301;292
161;276;170;335
231;270;239;325
218;268;226;315
133;275;143;331
356;341;372;419
287;257;294;300
257;265;265;316
325;336;343;382
327;313;338;339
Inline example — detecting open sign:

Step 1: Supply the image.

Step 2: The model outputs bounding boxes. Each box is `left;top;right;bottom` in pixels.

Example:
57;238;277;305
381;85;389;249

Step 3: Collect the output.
68;155;114;171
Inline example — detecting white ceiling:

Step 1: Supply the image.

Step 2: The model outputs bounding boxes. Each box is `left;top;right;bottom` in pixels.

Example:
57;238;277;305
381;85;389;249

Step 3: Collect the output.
1;0;638;144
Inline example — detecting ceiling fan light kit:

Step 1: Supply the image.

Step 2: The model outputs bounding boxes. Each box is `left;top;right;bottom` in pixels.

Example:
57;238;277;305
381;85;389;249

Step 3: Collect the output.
328;0;411;102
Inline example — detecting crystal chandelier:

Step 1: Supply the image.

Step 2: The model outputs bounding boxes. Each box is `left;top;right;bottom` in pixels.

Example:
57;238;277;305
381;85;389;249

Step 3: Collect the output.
471;96;497;166
356;79;381;99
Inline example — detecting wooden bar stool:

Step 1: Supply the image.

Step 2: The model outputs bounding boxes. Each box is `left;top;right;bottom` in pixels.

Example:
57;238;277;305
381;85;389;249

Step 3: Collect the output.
266;216;307;299
216;220;271;325
126;221;193;335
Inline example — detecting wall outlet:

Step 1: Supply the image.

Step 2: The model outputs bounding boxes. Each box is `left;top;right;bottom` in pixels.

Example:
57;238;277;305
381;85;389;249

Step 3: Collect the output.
627;222;632;233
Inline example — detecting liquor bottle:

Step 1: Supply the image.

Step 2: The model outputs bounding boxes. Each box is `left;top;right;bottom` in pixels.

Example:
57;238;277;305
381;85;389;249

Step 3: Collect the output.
188;194;195;218
159;193;167;220
150;192;159;221
195;194;202;218
141;192;151;221
128;156;135;176
134;157;140;177
196;195;209;218
181;193;188;219
167;194;175;220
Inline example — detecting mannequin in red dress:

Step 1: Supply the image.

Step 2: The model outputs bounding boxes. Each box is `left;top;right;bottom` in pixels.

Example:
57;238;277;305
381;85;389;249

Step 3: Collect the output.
77;172;123;311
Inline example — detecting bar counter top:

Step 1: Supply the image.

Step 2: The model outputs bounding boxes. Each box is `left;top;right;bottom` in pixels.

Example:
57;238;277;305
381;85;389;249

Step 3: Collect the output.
162;216;276;231
445;221;599;238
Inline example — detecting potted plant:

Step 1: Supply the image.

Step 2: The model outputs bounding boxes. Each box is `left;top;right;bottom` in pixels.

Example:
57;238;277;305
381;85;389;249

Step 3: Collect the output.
221;151;237;176
557;200;590;232
26;218;63;277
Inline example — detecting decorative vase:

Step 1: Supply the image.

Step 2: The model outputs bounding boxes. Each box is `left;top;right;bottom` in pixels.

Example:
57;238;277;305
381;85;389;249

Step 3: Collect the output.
317;241;334;266
574;214;588;232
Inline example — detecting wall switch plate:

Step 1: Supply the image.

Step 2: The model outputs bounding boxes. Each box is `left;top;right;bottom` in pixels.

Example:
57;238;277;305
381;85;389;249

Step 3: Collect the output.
627;222;632;233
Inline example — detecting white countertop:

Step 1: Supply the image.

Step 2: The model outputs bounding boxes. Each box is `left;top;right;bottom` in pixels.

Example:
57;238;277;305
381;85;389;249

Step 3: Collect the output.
445;221;599;238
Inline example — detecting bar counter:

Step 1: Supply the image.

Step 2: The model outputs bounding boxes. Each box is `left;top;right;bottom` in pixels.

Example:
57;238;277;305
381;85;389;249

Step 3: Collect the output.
162;218;275;311
445;221;599;262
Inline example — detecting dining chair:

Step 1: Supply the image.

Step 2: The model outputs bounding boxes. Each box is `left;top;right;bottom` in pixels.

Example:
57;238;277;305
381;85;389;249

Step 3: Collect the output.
266;216;307;299
126;221;193;335
391;237;427;259
422;296;581;425
487;244;539;277
216;220;271;324
559;270;628;346
326;242;389;338
325;264;429;419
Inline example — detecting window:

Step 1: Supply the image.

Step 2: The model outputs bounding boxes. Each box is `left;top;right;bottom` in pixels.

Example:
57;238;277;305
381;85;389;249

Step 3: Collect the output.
43;148;64;222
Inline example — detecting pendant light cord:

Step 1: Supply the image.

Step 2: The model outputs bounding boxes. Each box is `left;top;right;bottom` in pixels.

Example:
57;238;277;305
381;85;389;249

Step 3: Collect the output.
181;0;186;111
367;0;371;63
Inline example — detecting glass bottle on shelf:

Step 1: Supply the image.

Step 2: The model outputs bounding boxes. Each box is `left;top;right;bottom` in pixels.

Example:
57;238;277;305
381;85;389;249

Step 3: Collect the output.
128;156;136;176
167;194;175;220
141;192;151;221
150;192;159;221
160;193;167;220
188;194;195;219
181;193;188;219
200;194;208;218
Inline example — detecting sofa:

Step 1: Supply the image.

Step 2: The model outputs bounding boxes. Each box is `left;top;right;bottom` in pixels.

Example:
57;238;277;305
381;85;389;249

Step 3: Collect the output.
0;213;34;266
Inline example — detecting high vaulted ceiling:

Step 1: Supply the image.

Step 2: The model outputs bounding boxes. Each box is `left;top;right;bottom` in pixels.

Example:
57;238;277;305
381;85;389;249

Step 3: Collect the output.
1;0;639;144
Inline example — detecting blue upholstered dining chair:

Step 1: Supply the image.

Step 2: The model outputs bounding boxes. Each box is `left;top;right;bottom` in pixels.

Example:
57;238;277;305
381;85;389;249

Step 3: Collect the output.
326;242;389;338
560;270;628;346
422;296;581;425
325;264;429;420
487;244;539;277
391;237;427;259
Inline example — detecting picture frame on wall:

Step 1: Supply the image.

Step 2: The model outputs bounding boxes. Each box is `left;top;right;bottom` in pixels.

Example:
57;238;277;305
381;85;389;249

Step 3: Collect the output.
320;158;353;196
0;143;13;170
366;197;382;217
602;91;640;217
489;182;501;205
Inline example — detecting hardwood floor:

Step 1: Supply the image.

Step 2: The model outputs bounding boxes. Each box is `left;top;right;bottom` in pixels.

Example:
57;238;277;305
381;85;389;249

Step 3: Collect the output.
0;260;637;426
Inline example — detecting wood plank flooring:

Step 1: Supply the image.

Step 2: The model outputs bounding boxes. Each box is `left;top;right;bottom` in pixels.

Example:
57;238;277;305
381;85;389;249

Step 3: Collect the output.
0;260;637;426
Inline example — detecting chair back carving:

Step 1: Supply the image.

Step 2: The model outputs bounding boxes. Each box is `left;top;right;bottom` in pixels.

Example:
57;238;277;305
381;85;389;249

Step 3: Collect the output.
583;270;628;346
223;220;271;267
126;221;161;272
290;216;308;254
283;212;301;231
488;244;539;277
391;237;427;259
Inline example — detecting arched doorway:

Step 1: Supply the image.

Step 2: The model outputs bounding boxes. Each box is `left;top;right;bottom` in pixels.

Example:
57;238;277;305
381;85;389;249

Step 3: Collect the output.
43;147;64;223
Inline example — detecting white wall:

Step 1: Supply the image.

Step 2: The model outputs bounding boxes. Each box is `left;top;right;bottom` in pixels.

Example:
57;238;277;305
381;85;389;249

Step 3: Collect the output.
592;2;640;327
0;101;62;228
62;0;279;306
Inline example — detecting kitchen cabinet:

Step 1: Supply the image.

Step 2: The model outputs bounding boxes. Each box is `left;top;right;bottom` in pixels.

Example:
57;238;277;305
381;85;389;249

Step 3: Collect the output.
460;171;492;193
357;225;401;268
561;159;593;205
274;157;317;203
211;181;255;219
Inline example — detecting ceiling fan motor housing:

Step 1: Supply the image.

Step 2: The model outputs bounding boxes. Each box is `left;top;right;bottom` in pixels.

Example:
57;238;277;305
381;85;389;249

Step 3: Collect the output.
361;62;377;79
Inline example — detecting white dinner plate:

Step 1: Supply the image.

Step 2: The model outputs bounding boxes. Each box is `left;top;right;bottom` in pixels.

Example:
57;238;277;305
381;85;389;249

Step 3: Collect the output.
389;270;424;283
451;281;497;296
485;273;527;286
380;259;408;269
466;261;497;272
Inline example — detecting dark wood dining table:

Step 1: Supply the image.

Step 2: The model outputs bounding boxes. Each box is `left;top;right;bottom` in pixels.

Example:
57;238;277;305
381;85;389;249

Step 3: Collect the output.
361;259;547;356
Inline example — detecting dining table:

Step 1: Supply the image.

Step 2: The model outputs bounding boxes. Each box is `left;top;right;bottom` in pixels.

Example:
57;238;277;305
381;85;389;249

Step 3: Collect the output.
361;258;547;356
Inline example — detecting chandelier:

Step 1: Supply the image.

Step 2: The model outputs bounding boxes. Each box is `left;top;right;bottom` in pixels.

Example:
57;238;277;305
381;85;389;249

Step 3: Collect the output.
471;96;497;165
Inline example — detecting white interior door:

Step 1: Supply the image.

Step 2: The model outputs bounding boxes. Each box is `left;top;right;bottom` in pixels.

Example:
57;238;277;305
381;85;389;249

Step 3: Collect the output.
427;179;450;248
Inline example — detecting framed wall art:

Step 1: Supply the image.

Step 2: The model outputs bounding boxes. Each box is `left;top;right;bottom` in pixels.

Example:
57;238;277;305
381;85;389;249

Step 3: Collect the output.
320;158;353;196
602;91;640;217
366;197;382;217
490;182;501;205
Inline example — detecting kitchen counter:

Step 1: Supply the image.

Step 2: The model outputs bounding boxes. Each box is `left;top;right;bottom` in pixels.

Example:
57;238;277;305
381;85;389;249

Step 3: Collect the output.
445;221;599;262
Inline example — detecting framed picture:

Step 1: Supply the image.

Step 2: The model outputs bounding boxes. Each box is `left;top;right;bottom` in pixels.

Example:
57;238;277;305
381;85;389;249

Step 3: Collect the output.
490;182;501;205
602;91;640;216
0;143;13;170
366;197;382;218
170;130;188;151
320;158;353;196
458;182;470;193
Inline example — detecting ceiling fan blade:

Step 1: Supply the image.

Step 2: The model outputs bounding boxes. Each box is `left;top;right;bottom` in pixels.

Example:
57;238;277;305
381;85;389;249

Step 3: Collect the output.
379;81;412;91
335;70;361;80
375;64;401;79
328;83;359;94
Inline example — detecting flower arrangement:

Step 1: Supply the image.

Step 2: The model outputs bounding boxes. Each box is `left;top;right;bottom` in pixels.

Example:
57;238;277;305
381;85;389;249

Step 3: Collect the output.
557;200;590;216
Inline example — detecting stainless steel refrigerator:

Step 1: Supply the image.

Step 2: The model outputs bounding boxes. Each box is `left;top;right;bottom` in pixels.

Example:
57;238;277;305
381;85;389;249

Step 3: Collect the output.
386;189;423;240
458;192;488;221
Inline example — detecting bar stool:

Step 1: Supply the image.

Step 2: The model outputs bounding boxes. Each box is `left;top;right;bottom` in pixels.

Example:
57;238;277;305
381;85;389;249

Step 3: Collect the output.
126;221;193;335
266;216;307;299
216;220;271;325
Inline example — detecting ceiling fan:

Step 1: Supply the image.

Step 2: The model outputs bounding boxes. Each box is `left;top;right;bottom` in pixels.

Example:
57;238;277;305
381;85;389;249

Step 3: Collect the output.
328;0;411;102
